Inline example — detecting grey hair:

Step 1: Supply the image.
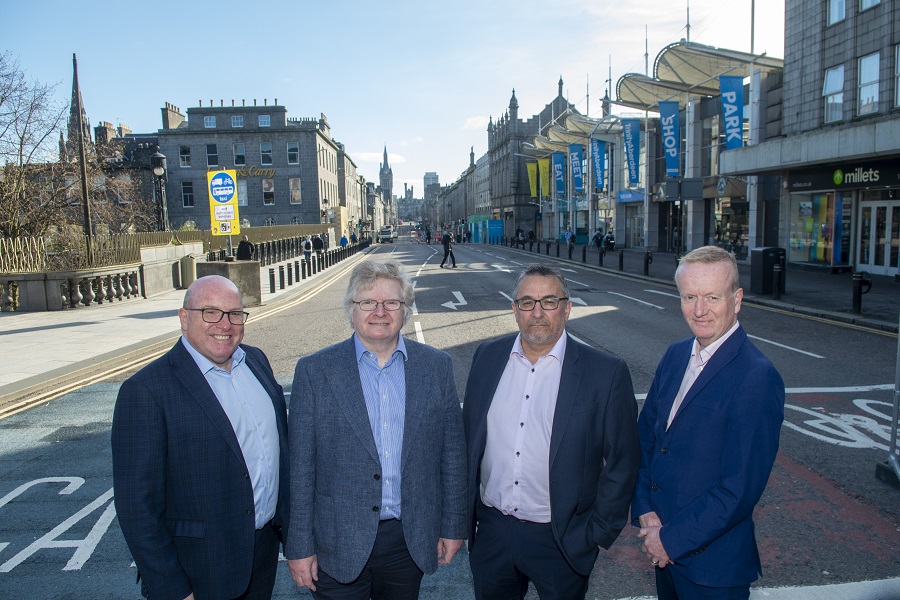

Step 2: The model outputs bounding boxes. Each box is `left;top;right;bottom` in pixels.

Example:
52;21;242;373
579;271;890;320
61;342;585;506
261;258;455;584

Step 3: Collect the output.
675;246;740;293
513;264;570;298
342;260;415;326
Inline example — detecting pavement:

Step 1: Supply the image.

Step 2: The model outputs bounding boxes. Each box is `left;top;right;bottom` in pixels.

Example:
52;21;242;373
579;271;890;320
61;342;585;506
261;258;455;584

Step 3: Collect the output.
2;243;898;409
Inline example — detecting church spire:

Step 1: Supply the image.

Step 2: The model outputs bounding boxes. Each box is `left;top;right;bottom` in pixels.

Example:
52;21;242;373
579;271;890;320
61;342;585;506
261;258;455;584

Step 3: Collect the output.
65;53;94;162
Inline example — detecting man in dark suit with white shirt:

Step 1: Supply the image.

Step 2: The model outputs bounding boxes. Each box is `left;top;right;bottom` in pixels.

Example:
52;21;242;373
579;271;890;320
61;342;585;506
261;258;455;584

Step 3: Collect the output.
463;264;640;600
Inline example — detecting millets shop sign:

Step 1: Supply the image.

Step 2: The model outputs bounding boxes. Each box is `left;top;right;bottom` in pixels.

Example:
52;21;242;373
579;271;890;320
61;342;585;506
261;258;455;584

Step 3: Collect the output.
787;160;900;192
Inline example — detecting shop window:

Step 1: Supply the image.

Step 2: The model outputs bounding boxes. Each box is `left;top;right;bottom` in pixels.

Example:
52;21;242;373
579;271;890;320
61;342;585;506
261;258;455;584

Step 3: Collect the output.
828;0;845;24
788;193;850;268
858;53;880;116
233;143;245;166
182;181;194;208
232;115;244;128
260;142;273;165
262;178;275;205
823;65;844;123
179;145;191;167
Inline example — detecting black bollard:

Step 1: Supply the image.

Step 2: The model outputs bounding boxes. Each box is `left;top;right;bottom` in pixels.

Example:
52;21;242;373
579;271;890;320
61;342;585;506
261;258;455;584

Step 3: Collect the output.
294;260;300;281
268;268;275;294
301;259;307;280
852;272;862;314
772;264;782;300
529;241;534;252
599;248;604;267
581;245;587;263
287;264;293;286
556;241;560;257
618;249;624;271
643;249;652;276
279;265;285;290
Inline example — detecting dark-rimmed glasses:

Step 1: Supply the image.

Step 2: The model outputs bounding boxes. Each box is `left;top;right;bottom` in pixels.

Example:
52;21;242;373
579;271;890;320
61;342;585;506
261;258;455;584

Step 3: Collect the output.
353;300;405;311
184;308;250;325
513;296;568;311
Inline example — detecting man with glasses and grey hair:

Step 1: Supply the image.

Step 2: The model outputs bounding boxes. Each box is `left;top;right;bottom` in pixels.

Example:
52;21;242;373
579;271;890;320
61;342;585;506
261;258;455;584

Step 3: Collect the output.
463;264;640;600
112;275;288;600
286;260;467;599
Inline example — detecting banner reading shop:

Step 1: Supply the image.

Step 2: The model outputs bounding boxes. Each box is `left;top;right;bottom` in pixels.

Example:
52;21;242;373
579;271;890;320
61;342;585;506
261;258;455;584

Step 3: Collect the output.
207;169;241;236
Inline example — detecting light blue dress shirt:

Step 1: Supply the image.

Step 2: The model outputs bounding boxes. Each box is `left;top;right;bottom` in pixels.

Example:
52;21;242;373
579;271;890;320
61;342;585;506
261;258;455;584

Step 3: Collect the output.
181;337;279;529
354;333;407;520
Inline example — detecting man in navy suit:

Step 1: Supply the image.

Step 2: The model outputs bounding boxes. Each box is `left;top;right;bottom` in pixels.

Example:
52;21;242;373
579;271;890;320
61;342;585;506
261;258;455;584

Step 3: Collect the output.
112;275;288;600
463;264;640;599
286;260;466;599
633;246;785;599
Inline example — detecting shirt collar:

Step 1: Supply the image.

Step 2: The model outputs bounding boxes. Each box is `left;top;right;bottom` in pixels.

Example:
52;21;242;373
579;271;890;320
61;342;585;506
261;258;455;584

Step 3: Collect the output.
181;336;245;374
693;320;740;364
353;333;408;363
511;330;568;364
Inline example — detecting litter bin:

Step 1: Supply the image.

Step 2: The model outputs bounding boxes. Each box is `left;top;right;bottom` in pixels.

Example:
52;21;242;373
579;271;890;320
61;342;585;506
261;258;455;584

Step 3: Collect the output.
749;247;785;294
180;254;196;288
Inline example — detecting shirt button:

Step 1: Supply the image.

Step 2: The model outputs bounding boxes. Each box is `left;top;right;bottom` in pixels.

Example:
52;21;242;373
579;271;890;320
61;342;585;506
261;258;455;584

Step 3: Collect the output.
246;508;253;515
515;452;520;456
374;473;381;480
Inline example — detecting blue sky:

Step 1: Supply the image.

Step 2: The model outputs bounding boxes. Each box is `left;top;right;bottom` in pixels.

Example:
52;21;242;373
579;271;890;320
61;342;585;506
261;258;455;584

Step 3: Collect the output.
4;0;784;196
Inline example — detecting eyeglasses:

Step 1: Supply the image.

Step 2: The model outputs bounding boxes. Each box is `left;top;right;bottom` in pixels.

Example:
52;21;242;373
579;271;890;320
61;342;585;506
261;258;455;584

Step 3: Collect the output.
353;299;405;311
184;308;250;325
513;296;569;311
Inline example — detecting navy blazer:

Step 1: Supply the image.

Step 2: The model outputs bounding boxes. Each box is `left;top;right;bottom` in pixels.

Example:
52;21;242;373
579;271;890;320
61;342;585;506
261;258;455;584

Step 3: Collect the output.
632;325;784;587
112;340;289;600
285;336;467;583
463;333;640;576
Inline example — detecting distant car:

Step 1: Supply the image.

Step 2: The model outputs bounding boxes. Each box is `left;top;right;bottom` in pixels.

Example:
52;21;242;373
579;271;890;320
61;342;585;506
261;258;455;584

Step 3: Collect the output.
379;228;394;243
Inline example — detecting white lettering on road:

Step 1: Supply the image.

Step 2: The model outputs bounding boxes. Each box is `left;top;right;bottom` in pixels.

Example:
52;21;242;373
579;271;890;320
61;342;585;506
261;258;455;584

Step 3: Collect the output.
0;487;115;572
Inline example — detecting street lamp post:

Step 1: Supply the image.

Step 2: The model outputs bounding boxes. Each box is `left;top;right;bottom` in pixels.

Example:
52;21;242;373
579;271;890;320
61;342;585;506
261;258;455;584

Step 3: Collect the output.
150;149;169;231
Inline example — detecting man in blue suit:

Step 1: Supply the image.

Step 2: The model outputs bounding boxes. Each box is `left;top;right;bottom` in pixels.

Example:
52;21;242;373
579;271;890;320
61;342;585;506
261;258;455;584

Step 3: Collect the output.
633;246;785;599
112;275;289;600
463;264;640;599
286;260;466;599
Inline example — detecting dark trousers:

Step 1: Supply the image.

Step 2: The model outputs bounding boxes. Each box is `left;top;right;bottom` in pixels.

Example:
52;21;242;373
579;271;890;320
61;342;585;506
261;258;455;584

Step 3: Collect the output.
655;567;751;600
234;522;280;600
440;248;456;267
469;502;589;600
312;519;424;600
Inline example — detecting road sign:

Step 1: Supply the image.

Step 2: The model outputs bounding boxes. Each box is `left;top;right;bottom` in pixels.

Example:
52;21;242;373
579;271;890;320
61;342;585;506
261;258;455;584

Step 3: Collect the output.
207;170;241;236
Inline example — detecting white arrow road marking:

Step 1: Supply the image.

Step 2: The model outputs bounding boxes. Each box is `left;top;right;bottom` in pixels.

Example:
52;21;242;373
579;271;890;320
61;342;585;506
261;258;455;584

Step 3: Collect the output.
607;292;665;309
492;264;512;273
570;297;587;306
441;291;468;310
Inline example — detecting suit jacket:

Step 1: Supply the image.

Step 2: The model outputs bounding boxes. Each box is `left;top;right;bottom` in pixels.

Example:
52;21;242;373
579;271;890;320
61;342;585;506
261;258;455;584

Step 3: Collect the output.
463;333;640;576
631;325;785;587
285;336;467;583
112;340;289;600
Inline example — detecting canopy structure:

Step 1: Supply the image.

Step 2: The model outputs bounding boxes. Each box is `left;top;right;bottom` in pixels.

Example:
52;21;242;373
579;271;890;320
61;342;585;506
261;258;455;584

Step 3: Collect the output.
615;40;784;111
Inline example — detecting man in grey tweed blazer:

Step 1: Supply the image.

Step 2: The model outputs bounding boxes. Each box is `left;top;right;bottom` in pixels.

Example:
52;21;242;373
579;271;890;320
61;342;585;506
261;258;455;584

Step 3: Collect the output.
286;260;467;599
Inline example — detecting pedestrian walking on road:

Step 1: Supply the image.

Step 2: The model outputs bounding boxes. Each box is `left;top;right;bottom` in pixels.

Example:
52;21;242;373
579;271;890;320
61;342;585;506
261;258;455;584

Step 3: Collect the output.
463;265;640;599
112;275;288;600
565;226;575;259
633;246;785;598
285;260;467;598
440;231;457;268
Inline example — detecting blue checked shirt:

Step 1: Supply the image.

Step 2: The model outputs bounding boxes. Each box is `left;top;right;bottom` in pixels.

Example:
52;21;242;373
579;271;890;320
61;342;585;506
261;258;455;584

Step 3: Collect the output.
354;334;407;520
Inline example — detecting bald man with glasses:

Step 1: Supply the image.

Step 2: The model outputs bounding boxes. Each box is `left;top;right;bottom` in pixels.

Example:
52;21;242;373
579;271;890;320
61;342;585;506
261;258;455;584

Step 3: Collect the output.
463;264;640;600
112;275;288;600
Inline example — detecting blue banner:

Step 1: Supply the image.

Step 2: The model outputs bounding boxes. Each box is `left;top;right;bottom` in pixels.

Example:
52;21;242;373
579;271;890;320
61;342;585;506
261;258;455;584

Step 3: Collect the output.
591;138;605;189
552;152;566;197
569;144;584;194
487;219;504;241
658;101;681;178
622;119;640;185
719;76;744;150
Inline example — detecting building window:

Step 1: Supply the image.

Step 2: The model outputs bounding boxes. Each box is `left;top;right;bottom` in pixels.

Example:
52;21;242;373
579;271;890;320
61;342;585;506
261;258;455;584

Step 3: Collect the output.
259;115;271;127
238;179;248;206
823;65;844;123
260;142;273;165
232;115;244;128
179;145;191;167
290;177;302;204
858;53;880;115
234;143;246;166
203;116;216;128
860;0;880;9
265;217;277;226
262;178;275;205
206;144;218;167
287;142;299;164
896;46;900;107
182;181;194;208
827;0;845;24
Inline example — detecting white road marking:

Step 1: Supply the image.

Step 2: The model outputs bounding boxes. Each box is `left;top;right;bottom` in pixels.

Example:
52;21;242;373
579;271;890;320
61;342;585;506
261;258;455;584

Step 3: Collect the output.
441;291;468;310
565;278;588;287
570;297;587;306
607;292;665;309
646;289;680;299
499;292;513;302
748;334;825;359
492;264;512;273
559;268;577;273
414;321;425;343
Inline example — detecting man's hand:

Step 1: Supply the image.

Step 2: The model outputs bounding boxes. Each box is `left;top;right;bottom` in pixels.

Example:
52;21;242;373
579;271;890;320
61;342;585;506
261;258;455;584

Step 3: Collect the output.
183;595;194;600
637;511;662;529
436;538;464;565
638;524;673;569
288;555;319;591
